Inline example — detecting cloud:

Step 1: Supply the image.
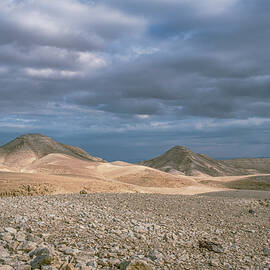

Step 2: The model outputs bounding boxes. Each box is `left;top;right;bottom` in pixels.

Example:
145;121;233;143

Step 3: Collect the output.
0;0;146;50
0;0;270;160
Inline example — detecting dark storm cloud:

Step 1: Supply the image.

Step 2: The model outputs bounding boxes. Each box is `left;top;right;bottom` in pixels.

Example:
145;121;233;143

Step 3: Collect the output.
68;2;270;118
0;0;145;50
0;0;270;160
1;0;270;118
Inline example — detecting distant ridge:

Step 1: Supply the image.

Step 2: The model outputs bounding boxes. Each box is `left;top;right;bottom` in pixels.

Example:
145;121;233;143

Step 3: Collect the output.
140;146;248;177
222;158;270;174
0;133;104;168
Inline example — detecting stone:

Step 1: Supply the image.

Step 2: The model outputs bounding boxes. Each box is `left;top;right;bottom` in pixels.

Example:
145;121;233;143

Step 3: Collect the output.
86;260;98;268
59;263;76;270
178;253;189;261
30;254;54;268
4;228;17;235
147;250;163;261
133;225;148;234
0;266;14;270
29;247;56;268
18;241;37;252
63;248;78;256
108;258;121;267
41;266;58;270
15;265;31;270
263;248;270;256
16;232;26;242
0;232;13;241
209;257;220;266
15;215;28;224
0;247;10;258
120;260;152;270
224;263;233;269
0;191;269;269
29;246;47;258
199;240;225;253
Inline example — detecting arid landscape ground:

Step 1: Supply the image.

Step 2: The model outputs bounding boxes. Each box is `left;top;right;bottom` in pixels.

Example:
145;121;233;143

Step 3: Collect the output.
0;134;270;269
1;134;270;197
2;0;270;269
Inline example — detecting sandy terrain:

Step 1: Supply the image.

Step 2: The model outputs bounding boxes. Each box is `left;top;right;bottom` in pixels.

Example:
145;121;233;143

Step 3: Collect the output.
0;134;269;198
1;165;270;197
0;170;223;197
0;171;140;197
0;151;202;197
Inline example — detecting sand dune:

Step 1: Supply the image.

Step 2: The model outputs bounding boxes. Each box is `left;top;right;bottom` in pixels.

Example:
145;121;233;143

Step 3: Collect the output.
97;163;195;188
23;153;102;177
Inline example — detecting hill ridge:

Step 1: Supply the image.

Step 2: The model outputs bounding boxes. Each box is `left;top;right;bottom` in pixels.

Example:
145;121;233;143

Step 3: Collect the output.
140;145;248;176
222;158;270;174
0;133;104;168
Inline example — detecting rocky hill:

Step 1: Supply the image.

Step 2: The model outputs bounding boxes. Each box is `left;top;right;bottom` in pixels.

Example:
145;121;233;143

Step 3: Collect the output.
140;146;248;177
0;133;104;168
222;158;270;174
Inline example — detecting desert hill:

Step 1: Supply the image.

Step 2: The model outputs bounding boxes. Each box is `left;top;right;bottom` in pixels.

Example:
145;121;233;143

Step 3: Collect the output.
222;158;270;174
140;146;248;177
0;133;104;169
0;134;197;195
1;134;270;197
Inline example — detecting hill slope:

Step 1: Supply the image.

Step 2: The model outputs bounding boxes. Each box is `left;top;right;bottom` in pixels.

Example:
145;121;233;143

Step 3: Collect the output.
0;133;104;168
222;158;270;174
0;134;196;193
140;146;248;176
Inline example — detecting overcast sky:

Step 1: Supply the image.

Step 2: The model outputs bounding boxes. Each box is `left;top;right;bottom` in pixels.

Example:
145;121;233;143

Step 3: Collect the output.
0;0;269;162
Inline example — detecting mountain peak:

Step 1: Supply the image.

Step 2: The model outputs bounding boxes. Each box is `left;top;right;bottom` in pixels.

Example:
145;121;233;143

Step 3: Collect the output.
0;133;104;167
166;145;193;153
17;133;48;139
141;145;248;176
14;133;53;144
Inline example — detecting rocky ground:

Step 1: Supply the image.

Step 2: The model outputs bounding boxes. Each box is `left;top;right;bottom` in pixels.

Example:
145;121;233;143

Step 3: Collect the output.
0;192;270;270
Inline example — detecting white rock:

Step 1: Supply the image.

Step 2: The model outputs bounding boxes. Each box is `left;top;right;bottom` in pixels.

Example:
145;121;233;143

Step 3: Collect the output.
4;228;17;235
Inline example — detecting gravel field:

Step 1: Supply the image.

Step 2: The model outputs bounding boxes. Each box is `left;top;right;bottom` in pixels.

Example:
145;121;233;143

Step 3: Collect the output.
199;190;270;199
0;192;270;270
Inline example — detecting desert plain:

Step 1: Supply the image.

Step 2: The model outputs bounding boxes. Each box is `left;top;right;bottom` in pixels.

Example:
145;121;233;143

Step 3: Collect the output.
0;134;269;270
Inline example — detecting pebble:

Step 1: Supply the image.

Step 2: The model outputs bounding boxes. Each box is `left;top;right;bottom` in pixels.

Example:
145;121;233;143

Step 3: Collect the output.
120;260;152;270
199;240;225;253
263;248;270;256
0;266;14;270
0;193;268;269
5;228;17;235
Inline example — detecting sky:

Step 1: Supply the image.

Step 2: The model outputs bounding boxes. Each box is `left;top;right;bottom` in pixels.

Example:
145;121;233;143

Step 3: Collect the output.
0;0;270;162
